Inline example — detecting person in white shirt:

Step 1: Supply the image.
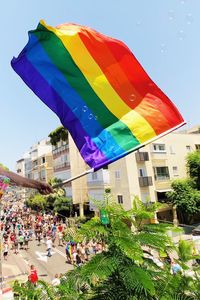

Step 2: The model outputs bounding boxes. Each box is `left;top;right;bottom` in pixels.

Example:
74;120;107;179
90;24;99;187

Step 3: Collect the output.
46;237;52;257
3;242;9;260
52;274;60;286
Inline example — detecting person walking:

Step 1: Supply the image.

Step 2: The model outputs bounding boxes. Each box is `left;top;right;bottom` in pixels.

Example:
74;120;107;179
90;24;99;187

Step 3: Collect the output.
24;232;29;251
37;232;42;246
58;231;63;246
28;265;38;286
19;234;24;250
13;236;18;254
3;242;9;260
46;236;52;257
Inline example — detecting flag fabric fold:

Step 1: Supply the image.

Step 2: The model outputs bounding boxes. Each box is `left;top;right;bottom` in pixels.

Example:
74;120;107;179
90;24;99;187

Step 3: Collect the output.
11;20;185;171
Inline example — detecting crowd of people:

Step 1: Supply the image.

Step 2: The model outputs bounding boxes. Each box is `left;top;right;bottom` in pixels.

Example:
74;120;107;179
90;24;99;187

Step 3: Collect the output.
2;200;194;291
0;204;106;287
1;206;67;257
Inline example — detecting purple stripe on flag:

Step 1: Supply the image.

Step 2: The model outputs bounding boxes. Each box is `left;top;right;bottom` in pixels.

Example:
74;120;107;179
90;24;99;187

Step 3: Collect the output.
11;54;107;168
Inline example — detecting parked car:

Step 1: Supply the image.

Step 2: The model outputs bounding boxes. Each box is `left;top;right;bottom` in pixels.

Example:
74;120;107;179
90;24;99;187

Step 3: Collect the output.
192;225;200;236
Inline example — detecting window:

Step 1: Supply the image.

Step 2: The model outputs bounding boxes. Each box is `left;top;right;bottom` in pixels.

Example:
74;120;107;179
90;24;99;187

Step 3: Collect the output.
41;157;45;164
61;154;68;163
186;145;191;152
172;166;178;176
195;144;200;151
40;168;46;180
92;172;98;180
139;168;146;177
117;195;123;204
154;167;170;180
115;170;120;179
32;160;38;168
152;143;166;152
141;193;150;203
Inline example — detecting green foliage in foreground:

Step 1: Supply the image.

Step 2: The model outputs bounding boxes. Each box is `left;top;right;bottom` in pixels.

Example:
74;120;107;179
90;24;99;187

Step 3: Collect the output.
13;199;200;299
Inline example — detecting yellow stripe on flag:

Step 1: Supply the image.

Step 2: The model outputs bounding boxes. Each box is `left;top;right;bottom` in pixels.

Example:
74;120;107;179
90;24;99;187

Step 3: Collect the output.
41;20;156;143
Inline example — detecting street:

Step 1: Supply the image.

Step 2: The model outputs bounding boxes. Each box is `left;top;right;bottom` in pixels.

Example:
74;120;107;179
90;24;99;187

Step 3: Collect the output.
2;238;73;289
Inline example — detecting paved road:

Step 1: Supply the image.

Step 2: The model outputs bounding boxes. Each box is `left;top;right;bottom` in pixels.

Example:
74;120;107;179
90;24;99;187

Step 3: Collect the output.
2;238;73;289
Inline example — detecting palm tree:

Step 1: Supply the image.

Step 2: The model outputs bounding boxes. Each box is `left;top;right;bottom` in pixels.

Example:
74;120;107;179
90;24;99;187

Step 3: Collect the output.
67;201;173;299
45;177;66;210
63;199;199;299
13;198;199;299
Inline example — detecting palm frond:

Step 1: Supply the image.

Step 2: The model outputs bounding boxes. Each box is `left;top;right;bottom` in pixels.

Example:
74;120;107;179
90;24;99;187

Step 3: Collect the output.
80;252;119;284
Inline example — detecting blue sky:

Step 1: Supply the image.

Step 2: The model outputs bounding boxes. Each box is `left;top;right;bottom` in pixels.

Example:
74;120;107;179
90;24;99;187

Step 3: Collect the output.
1;0;199;170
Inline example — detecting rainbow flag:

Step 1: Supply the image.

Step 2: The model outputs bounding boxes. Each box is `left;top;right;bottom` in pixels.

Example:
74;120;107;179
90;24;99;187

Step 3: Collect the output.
11;20;185;171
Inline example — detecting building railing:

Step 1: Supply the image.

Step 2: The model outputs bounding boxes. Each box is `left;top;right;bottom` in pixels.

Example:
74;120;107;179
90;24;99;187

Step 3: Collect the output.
52;144;69;155
154;175;170;181
135;152;149;162
54;162;70;171
138;176;153;187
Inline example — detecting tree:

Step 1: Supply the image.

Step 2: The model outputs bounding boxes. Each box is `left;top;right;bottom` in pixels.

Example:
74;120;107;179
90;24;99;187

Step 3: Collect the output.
61;199;177;299
187;151;200;190
13;199;200;299
48;126;68;146
166;180;200;224
26;194;47;211
53;196;72;215
62;201;200;299
45;177;66;210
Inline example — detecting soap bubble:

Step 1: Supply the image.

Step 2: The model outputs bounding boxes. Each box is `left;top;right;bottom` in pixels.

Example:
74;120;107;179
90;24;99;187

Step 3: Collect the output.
82;105;88;112
136;21;141;26
168;10;175;21
178;30;186;41
160;43;166;53
186;13;193;25
88;114;93;120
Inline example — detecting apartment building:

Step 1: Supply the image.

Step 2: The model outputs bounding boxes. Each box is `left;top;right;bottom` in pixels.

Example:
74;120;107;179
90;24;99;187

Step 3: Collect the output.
106;129;200;222
52;134;88;216
16;139;54;200
15;152;30;201
16;126;200;220
50;126;199;219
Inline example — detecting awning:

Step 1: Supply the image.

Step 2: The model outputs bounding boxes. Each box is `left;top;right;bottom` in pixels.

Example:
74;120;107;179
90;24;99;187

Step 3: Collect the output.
156;189;172;193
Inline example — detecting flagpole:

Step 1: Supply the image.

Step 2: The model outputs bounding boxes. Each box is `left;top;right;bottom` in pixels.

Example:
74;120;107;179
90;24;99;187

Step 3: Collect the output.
53;122;186;188
53;168;94;188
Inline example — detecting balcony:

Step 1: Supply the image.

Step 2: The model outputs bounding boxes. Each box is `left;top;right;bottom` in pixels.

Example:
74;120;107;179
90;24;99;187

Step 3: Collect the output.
52;144;69;156
135;151;149;162
154;174;170;181
138;176;153;187
54;161;70;172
